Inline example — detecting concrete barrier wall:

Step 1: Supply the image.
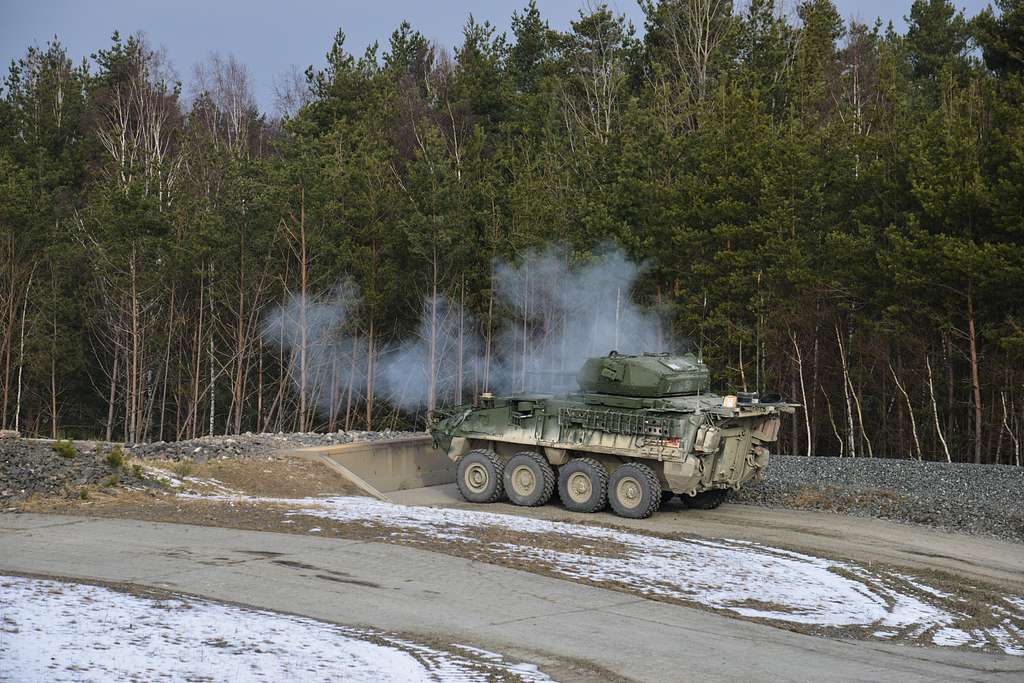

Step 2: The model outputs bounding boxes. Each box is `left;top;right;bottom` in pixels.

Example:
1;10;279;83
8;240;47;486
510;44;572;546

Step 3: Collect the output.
284;435;455;499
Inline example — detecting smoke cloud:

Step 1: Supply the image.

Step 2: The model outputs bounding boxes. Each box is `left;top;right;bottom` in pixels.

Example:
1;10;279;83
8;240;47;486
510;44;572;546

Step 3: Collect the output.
262;244;676;422
491;245;668;393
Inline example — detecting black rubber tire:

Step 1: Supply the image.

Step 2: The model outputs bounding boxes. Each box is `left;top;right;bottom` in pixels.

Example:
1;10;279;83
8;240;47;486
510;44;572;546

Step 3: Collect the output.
683;489;730;510
503;452;556;507
608;462;661;519
557;457;608;513
456;449;505;503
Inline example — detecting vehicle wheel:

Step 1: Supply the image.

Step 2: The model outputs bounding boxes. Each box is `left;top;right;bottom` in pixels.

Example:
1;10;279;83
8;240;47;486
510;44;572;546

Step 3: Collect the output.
557;457;608;513
608;462;660;519
682;489;729;510
504;452;556;507
456;449;504;503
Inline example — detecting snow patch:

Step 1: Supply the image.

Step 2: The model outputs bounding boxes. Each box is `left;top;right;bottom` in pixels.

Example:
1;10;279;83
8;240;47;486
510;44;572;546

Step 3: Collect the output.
0;575;553;682
257;495;1024;655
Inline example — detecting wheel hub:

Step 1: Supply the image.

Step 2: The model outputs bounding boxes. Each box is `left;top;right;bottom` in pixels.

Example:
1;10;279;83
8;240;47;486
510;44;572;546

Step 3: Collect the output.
617;477;642;508
511;465;536;495
465;463;489;493
568;471;592;502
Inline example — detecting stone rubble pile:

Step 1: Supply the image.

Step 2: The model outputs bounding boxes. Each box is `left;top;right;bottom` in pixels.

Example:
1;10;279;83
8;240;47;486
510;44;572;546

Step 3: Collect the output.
125;430;419;463
0;440;145;503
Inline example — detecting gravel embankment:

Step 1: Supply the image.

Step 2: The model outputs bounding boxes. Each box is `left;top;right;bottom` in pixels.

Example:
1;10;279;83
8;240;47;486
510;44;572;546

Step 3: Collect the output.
1;431;418;503
734;454;1024;543
126;430;418;462
3;433;1021;543
0;439;146;504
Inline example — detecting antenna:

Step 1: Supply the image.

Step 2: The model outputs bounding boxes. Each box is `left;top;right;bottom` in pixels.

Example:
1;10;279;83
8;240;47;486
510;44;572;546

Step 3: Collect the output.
614;286;621;351
699;289;707;364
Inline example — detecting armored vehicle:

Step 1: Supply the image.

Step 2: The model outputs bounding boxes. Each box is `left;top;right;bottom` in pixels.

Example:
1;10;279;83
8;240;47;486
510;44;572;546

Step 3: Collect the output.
429;352;793;519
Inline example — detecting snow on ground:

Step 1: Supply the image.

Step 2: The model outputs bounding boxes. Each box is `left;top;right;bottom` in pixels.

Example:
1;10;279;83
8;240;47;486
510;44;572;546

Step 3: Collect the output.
0;575;552;683
138;465;235;495
275;495;1024;655
149;467;1024;656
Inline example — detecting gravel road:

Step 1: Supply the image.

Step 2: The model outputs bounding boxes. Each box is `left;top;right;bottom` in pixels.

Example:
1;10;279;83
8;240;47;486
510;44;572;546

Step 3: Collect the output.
5;514;1021;682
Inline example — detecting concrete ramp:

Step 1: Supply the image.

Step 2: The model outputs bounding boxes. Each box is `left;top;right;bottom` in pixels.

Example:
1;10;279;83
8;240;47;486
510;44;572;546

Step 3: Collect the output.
284;435;455;501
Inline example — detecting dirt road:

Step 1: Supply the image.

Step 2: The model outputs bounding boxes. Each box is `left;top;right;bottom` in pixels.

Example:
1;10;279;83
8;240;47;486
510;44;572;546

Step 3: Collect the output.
2;513;1022;682
390;484;1024;591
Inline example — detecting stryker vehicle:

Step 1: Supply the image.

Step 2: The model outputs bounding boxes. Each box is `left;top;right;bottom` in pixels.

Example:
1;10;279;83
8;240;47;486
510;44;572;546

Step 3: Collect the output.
429;351;794;519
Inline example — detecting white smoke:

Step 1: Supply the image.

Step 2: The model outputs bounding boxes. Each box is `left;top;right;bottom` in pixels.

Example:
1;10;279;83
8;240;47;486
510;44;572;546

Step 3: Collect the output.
379;294;485;411
490;245;668;393
261;281;365;420
262;244;675;423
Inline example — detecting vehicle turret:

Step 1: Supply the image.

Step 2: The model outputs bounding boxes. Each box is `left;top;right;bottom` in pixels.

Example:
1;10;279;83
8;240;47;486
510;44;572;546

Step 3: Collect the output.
576;352;710;397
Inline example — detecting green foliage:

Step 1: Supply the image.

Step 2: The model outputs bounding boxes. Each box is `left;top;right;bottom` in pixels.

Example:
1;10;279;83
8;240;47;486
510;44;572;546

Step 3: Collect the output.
1;5;1022;464
905;0;970;82
53;440;77;459
972;0;1024;76
105;446;125;470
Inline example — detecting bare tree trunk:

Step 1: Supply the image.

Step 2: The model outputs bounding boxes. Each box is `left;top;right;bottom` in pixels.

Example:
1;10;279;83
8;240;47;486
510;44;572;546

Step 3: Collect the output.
50;309;58;438
942;330;955;447
889;362;922;460
208;314;215;437
344;333;356;432
159;286;175;441
1001;392;1020;467
789;329;811;456
106;343;120;441
810;311;820;454
427;246;438;416
0;243;15;428
128;248;142;443
836;324;873;457
365;318;375;431
738;339;748;392
186;270;205;440
456;277;464;405
821;384;843;456
297;190;308;432
484;277;493;393
926;355;952;463
12;267;35;435
230;246;246;434
256;341;264;431
521;263;529;391
835;325;856;456
483;206;497;393
967;288;983;463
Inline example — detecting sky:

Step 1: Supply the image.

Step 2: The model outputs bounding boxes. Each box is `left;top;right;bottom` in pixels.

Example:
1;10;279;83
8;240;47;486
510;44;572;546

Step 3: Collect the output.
2;0;993;112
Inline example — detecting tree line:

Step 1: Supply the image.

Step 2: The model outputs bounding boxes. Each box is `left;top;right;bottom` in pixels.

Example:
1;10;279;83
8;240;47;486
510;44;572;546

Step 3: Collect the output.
0;0;1021;464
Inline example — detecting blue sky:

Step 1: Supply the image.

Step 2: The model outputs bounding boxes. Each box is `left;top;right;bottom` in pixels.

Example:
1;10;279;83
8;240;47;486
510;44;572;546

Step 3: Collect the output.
2;1;992;111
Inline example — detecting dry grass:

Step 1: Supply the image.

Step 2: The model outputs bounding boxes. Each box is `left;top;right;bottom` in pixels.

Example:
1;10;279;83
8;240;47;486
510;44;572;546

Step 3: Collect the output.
140;457;364;498
789;485;904;514
169;460;194;478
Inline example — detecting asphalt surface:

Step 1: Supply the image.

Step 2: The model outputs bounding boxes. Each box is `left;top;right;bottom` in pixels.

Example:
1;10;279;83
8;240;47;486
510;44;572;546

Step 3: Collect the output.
2;514;1022;682
391;483;1024;592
